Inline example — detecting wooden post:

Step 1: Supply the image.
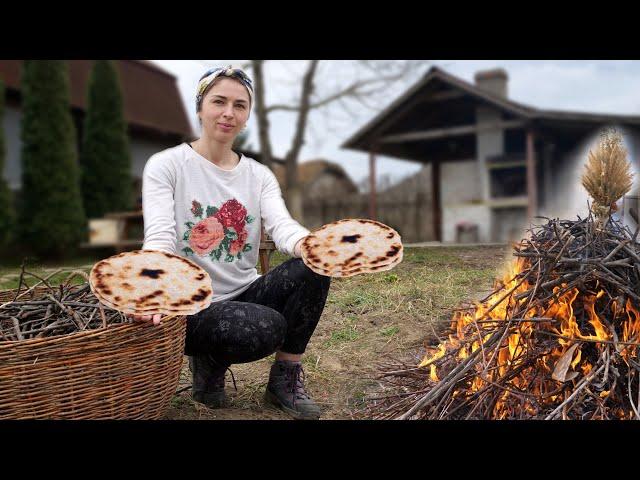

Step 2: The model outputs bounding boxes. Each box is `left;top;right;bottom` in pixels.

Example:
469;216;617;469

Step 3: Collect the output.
369;149;377;220
432;161;442;242
526;129;537;220
415;192;425;241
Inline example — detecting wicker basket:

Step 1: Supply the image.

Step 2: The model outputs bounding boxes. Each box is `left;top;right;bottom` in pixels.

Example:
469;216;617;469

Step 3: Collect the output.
0;285;187;419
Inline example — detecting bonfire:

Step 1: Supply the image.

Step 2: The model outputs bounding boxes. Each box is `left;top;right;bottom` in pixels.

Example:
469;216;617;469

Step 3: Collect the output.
367;130;640;420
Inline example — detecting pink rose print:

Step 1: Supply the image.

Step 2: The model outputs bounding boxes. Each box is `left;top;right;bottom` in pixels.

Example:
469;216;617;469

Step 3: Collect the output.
189;216;224;255
229;229;248;255
183;198;253;262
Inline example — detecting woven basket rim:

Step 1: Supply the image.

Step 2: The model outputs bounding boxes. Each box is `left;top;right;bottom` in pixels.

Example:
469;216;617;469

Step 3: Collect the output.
0;313;186;347
0;284;185;347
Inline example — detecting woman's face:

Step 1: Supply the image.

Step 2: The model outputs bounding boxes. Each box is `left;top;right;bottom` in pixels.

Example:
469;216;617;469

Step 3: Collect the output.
198;77;251;143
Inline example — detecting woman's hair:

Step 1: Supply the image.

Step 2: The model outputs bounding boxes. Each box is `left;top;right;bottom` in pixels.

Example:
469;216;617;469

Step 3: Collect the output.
196;66;254;114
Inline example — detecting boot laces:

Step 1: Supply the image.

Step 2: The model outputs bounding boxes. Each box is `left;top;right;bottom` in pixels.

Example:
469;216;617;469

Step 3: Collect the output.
287;363;309;407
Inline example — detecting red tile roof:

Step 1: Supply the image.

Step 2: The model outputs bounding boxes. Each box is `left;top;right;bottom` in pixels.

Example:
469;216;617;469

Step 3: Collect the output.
0;60;193;139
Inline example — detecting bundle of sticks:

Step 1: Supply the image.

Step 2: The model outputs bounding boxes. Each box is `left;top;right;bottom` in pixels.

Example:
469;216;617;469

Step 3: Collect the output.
365;211;640;420
0;267;130;341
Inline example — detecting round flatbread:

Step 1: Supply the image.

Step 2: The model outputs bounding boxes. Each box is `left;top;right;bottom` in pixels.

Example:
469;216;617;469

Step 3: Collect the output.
301;219;403;277
91;289;196;315
306;249;403;278
89;249;213;316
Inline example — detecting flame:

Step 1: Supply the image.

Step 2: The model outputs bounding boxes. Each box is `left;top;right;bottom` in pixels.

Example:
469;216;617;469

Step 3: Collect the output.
620;298;640;362
415;254;640;420
419;343;446;368
418;251;640;419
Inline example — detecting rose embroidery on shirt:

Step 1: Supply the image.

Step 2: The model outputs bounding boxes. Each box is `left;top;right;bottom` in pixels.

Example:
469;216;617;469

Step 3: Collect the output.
182;199;254;262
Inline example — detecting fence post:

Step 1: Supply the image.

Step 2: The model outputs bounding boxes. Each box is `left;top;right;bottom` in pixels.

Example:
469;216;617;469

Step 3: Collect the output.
416;192;426;242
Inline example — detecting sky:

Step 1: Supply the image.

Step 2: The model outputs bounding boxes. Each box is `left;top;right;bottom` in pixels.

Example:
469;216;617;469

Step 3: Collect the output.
152;60;640;189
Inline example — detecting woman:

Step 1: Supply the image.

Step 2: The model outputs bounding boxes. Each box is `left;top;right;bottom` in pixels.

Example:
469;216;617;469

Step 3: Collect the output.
134;66;331;420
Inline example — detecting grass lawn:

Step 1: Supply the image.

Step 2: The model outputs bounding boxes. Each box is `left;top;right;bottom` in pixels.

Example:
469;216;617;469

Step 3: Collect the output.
0;245;513;419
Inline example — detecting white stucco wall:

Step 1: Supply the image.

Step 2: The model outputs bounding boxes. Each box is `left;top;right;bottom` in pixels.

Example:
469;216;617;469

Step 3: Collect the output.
441;160;492;242
130;137;178;180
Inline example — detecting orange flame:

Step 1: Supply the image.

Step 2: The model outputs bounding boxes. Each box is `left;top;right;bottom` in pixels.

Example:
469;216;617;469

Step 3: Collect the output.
416;254;640;419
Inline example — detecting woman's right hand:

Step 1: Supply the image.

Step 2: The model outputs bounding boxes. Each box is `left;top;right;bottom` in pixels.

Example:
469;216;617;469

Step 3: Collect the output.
128;313;163;326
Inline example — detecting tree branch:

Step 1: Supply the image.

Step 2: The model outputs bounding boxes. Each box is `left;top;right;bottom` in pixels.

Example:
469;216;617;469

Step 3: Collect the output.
265;63;419;114
284;60;319;190
251;60;274;170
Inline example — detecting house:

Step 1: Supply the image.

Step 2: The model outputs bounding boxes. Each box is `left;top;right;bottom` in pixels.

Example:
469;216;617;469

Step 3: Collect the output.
0;60;193;207
270;159;358;199
342;66;640;243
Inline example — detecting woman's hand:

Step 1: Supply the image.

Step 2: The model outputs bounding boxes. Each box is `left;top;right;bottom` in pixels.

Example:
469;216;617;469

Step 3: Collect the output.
128;313;163;326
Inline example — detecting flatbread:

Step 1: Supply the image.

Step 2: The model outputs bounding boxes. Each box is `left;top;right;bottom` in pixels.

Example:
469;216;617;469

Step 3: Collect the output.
91;280;198;312
92;289;196;315
302;219;403;277
306;249;403;278
89;249;213;316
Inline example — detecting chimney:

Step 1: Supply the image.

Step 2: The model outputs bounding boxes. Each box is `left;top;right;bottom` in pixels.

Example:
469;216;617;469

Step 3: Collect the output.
474;68;508;98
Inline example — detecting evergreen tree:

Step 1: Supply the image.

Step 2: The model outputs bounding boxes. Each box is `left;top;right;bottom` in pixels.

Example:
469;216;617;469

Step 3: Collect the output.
80;60;132;218
0;78;15;250
17;61;86;258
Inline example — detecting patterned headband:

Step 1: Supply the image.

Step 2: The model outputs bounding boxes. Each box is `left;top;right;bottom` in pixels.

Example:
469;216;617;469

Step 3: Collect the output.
195;65;254;112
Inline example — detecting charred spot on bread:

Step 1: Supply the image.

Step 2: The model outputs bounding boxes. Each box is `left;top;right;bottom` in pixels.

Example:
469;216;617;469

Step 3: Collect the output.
195;273;206;281
341;234;361;243
176;257;200;270
371;264;390;270
324;262;330;267
327;250;338;256
191;288;210;302
386;245;401;257
102;289;112;295
387;233;394;239
121;282;133;291
344;252;364;265
114;296;121;302
139;268;165;279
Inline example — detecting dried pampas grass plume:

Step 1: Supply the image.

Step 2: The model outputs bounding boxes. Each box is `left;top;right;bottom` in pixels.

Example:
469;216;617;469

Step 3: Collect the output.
581;129;634;220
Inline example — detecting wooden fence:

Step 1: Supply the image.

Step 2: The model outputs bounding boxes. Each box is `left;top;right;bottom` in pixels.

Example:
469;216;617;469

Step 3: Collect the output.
303;192;434;243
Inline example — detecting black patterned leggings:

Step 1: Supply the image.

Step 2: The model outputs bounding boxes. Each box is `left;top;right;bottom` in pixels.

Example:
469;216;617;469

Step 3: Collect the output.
184;258;331;366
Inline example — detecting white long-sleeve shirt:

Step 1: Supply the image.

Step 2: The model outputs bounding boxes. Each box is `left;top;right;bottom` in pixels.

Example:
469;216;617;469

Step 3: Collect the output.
142;143;309;302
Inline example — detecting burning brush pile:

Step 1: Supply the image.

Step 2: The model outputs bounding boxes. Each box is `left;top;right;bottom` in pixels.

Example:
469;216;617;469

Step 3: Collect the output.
367;130;640;420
